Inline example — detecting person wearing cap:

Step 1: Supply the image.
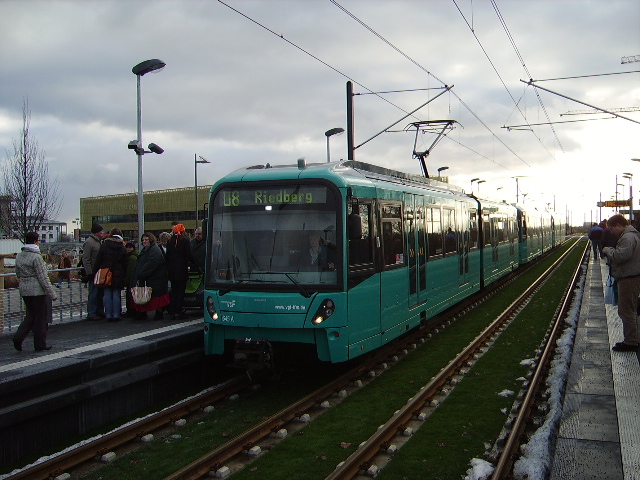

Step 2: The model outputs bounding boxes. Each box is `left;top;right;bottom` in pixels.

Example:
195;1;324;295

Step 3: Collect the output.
165;223;195;320
82;224;105;320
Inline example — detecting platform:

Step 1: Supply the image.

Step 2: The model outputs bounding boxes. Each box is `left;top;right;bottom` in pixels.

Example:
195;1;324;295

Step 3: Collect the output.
550;256;640;479
0;314;209;469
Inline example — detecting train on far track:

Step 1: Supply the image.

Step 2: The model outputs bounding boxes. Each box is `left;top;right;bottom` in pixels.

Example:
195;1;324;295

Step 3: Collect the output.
202;159;566;369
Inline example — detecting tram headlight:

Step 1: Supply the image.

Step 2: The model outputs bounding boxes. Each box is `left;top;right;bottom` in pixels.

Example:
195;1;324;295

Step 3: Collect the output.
312;299;335;325
206;296;219;321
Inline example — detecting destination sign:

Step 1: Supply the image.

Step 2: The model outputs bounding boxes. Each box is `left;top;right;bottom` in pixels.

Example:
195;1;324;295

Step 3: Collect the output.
218;186;328;207
597;200;630;208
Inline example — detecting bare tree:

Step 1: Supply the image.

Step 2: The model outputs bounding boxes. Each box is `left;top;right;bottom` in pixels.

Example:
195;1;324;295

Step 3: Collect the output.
1;99;61;240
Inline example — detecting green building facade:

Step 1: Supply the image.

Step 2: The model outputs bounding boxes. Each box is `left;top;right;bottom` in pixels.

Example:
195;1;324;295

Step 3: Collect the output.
80;185;212;241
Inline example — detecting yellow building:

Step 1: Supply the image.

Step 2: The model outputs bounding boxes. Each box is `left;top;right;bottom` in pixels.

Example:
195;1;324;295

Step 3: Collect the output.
80;185;212;241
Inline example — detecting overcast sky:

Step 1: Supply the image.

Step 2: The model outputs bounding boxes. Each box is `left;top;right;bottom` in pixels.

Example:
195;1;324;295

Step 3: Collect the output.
1;0;639;228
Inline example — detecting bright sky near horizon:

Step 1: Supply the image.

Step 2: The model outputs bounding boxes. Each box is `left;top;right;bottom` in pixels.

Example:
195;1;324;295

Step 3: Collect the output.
1;0;639;228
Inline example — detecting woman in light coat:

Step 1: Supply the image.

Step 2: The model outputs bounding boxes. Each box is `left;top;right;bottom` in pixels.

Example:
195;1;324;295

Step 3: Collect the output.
12;232;58;351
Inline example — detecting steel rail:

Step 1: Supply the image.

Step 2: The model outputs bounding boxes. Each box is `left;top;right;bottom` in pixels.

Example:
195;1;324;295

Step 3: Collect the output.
491;241;588;478
6;376;251;480
325;240;581;480
162;354;394;480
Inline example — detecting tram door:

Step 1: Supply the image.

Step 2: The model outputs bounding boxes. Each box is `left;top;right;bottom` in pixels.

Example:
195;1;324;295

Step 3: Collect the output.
407;194;428;308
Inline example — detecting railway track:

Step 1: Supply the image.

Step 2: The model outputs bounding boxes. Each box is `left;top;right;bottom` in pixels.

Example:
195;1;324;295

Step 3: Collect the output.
160;240;584;480
5;239;583;480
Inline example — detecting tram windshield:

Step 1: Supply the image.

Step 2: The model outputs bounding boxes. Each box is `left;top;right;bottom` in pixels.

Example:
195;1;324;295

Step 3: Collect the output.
208;183;340;291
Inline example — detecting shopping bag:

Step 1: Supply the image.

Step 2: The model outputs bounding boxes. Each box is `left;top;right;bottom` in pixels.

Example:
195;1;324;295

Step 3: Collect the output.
604;275;618;305
94;268;112;287
131;283;153;305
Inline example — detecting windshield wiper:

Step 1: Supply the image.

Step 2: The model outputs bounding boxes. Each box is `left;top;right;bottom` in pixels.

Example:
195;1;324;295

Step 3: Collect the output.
284;273;311;298
219;279;245;296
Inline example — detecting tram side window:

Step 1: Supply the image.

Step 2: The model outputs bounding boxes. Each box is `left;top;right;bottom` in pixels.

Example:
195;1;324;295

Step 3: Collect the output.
348;201;373;266
443;208;457;254
427;207;443;258
381;204;404;267
495;218;506;243
469;210;479;249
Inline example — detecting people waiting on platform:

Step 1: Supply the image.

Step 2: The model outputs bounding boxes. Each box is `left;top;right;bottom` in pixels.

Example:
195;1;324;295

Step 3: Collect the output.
601;214;640;352
12;232;58;352
122;242;139;318
56;250;72;287
82;224;105;320
588;222;603;260
130;233;170;320
165;223;195;320
190;227;206;273
94;228;127;322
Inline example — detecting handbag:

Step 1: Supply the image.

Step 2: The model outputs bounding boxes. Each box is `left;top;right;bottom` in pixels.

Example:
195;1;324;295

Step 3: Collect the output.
94;268;112;287
604;275;618;305
131;283;153;305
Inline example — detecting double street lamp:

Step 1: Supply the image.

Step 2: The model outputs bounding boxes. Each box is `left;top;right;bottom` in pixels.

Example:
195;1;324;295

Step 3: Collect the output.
195;154;210;229
129;59;166;240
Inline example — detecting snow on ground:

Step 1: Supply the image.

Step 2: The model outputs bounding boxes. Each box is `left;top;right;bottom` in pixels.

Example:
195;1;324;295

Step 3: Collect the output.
465;261;587;480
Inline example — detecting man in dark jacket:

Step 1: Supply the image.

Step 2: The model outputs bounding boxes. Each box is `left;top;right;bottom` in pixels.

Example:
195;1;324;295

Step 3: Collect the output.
190;227;206;273
165;223;195;320
588;222;603;260
82;224;105;320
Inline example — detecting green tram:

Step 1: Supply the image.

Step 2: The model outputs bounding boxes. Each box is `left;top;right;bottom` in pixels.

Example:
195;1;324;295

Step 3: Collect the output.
203;159;558;366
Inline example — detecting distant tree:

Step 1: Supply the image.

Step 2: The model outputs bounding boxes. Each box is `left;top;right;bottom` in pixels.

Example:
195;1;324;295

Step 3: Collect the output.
1;99;61;240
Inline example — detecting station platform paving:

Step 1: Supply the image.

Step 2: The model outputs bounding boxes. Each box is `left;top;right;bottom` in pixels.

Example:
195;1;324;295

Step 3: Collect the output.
1;313;203;374
550;255;640;480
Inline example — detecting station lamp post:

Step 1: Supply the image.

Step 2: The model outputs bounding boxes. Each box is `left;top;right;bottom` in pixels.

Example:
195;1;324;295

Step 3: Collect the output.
470;177;480;193
129;59;166;240
325;127;344;163
512;176;527;203
195;154;210;229
623;172;633;222
437;166;449;180
477;179;486;192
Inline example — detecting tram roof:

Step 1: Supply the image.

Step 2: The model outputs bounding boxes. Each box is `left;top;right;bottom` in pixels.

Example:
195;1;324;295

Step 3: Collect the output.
219;159;466;196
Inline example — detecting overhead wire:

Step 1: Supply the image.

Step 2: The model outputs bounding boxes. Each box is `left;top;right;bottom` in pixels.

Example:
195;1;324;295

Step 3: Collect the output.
452;0;559;160
489;0;563;155
330;0;527;169
219;0;525;170
217;0;421;122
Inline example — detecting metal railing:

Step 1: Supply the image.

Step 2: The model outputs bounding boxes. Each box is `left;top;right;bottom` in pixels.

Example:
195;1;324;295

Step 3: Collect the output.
0;267;118;334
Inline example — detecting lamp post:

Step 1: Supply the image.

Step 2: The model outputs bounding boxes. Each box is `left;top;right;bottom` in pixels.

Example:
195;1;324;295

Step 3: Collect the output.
512;176;527;203
325;127;345;163
130;59;166;240
470;177;480;193
623;172;633;222
477;180;486;192
437;166;449;180
631;158;640;221
195;154;210;229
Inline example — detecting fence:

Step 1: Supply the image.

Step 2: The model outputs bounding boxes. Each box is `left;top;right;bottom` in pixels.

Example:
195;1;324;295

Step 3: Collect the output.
0;267;116;334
